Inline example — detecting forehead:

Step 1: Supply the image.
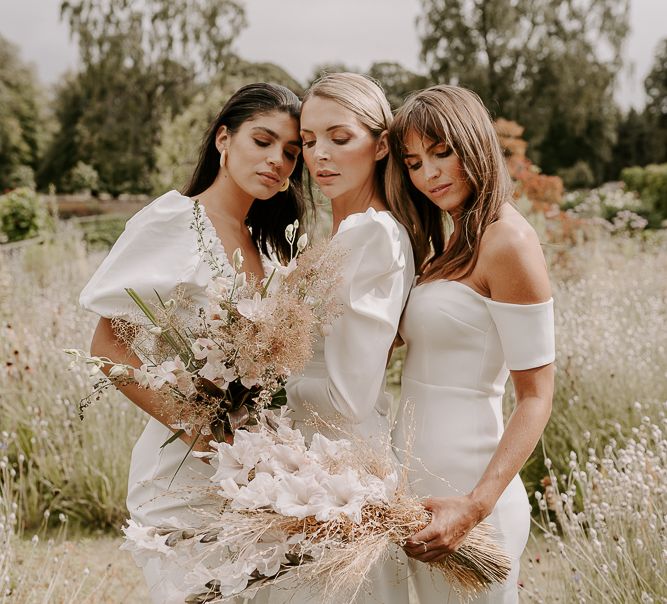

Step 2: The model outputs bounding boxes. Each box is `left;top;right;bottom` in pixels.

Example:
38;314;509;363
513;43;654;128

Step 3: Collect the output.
242;110;299;137
403;129;438;154
300;96;364;131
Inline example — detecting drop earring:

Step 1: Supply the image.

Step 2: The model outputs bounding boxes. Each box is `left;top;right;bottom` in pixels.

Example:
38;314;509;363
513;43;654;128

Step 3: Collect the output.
219;149;227;168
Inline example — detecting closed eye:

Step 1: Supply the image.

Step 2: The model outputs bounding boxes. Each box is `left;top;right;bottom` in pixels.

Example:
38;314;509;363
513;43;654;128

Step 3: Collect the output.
254;139;270;148
435;149;453;158
302;140;315;149
406;161;422;171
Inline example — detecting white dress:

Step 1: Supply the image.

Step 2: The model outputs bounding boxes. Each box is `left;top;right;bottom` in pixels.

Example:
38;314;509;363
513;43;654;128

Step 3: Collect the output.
392;280;555;604
258;208;415;604
80;190;240;604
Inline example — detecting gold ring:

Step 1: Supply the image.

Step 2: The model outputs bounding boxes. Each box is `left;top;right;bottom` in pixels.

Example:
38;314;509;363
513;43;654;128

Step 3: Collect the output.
422;543;427;553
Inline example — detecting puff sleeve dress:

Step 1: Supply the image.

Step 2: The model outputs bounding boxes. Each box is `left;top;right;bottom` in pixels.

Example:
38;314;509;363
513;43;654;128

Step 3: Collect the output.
261;208;415;604
392;280;555;604
80;190;236;604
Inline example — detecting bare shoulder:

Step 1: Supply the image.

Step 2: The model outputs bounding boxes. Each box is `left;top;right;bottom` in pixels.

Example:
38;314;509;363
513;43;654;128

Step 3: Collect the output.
478;204;551;304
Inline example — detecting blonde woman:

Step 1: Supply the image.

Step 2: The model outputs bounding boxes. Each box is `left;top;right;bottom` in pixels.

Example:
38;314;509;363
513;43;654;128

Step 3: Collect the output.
387;85;555;603
260;73;414;604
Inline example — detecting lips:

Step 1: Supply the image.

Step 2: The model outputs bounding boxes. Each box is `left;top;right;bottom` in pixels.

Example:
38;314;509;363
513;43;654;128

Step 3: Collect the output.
257;171;280;185
429;183;452;197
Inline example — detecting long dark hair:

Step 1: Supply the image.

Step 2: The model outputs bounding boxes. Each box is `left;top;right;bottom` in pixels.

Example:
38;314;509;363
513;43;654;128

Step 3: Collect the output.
183;83;308;263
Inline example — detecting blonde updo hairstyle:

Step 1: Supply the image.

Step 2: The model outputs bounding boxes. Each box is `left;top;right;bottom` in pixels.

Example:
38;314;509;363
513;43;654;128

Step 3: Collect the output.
387;85;513;278
303;72;394;202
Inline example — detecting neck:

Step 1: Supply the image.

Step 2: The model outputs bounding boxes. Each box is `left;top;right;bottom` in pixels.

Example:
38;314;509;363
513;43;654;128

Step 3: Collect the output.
196;169;255;227
331;178;386;234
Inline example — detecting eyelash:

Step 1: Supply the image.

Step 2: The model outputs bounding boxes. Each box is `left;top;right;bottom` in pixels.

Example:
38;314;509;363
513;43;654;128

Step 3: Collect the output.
255;139;297;161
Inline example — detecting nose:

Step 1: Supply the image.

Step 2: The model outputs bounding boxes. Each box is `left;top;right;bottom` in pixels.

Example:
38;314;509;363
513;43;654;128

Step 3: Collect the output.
424;159;441;181
267;148;283;169
313;141;330;162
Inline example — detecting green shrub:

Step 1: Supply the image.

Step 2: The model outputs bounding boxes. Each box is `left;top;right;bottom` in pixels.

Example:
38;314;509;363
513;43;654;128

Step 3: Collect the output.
558;160;595;190
63;161;100;194
0;187;47;242
621;163;667;226
7;165;36;190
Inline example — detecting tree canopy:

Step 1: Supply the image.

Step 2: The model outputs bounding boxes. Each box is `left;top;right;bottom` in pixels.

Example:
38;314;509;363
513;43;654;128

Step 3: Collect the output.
418;0;630;182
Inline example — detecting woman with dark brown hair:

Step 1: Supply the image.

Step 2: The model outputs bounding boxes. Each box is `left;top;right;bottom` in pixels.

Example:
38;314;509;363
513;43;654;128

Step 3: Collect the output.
387;85;555;603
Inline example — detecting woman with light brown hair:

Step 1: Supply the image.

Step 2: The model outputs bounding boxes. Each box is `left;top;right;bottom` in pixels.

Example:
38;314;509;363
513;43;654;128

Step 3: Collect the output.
387;85;555;603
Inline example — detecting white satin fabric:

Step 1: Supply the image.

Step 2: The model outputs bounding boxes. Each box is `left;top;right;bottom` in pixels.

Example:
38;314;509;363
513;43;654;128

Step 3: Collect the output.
258;209;415;604
393;280;555;604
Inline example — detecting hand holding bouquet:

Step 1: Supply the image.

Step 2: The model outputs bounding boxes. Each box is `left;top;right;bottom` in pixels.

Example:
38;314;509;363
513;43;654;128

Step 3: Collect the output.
122;410;512;603
67;207;343;453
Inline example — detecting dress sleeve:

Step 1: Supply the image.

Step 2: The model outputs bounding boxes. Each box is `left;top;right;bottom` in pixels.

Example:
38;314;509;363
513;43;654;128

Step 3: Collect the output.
79;191;200;319
286;210;414;424
485;298;555;371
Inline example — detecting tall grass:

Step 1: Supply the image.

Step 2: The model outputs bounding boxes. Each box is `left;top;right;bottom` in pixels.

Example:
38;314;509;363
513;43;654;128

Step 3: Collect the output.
517;232;667;498
0;224;145;532
523;410;667;602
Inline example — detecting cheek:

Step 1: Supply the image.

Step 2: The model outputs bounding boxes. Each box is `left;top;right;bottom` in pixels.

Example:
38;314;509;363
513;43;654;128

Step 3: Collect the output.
408;169;426;193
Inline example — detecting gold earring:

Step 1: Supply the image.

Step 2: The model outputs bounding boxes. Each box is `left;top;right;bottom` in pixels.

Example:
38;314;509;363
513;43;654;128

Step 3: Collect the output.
219;149;227;168
279;178;290;192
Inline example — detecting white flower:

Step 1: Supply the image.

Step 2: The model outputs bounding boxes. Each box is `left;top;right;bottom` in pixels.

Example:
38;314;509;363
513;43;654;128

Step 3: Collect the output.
308;433;351;463
234;272;247;288
274;472;327;518
232;248;244;272
191;338;217;360
285;223;295;243
108;364;128;378
120;519;175;564
211;559;255;597
237;292;274;322
148;325;163;336
297;232;308;252
312;469;366;524
230;472;279;510
211;443;253;485
247;530;304;577
361;471;398;505
262;443;311;475
199;350;236;384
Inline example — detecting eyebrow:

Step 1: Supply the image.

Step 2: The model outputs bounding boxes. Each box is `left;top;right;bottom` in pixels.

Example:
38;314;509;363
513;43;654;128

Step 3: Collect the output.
252;126;301;148
403;140;443;158
300;124;353;134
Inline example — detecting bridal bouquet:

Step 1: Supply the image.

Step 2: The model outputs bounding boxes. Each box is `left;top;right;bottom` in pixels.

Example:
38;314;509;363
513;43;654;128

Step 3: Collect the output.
67;204;343;448
122;410;511;603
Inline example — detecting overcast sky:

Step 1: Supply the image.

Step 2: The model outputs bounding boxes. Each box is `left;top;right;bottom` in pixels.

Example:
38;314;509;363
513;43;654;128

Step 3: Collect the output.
1;0;665;110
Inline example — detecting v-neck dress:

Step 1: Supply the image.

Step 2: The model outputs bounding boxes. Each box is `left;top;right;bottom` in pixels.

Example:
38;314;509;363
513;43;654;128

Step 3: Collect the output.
80;190;242;603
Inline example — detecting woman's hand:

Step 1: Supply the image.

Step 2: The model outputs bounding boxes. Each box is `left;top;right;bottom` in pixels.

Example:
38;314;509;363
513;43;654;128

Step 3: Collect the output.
403;495;487;563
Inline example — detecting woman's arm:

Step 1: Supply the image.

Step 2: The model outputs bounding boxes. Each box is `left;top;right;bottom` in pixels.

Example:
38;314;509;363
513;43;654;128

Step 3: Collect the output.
405;214;554;561
404;363;553;561
91;317;212;454
286;216;413;425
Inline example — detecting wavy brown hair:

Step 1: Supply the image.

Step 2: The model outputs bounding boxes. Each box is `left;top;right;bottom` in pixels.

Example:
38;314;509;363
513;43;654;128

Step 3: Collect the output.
387;85;513;278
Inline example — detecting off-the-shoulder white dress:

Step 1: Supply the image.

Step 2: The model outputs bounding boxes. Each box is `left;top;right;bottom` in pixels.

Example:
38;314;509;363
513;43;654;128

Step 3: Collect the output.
80;190;242;603
392;280;555;604
259;208;415;604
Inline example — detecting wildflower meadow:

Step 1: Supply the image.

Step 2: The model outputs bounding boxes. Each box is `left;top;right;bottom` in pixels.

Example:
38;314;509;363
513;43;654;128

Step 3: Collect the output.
1;195;666;602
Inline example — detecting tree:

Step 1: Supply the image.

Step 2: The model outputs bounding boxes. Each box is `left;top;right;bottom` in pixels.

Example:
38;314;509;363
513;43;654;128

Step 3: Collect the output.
368;62;429;109
644;38;667;165
39;0;246;194
0;36;48;191
418;0;630;182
